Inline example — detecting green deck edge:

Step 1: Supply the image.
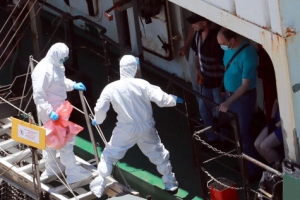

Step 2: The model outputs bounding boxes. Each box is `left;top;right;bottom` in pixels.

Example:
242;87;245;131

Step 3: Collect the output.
75;137;203;200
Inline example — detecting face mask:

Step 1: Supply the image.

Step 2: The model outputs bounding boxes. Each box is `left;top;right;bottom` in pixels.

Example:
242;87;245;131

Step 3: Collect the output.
59;56;69;64
220;45;229;51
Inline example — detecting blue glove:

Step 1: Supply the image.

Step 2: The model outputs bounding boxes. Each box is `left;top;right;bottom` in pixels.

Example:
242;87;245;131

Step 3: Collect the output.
176;97;184;104
49;111;59;121
92;119;98;126
73;82;86;91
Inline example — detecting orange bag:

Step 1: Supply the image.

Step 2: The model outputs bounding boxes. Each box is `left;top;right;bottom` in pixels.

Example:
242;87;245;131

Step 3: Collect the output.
43;101;83;149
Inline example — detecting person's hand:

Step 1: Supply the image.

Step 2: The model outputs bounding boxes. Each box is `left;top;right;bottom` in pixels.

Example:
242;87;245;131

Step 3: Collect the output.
49;111;59;121
267;118;277;134
177;46;186;57
218;101;231;112
176;97;184;104
74;82;86;91
197;74;204;85
91;119;98;126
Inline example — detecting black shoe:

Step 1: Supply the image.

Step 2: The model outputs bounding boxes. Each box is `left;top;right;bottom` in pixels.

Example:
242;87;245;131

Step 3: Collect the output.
165;187;178;195
164;182;178;195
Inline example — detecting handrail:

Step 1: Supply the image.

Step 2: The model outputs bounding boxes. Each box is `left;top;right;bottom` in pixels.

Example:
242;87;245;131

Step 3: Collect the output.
142;60;237;118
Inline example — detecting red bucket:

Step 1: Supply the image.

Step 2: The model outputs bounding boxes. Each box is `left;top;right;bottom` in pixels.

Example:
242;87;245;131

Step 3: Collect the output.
208;178;238;200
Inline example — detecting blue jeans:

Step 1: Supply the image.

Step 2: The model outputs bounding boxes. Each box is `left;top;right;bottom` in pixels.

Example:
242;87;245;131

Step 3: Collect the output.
197;85;223;141
226;91;260;174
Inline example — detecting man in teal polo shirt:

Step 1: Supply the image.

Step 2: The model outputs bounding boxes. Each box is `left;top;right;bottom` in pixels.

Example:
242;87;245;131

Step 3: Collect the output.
217;27;261;181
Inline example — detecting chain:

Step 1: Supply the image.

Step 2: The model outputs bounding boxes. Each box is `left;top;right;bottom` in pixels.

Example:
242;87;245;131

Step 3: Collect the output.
195;134;267;198
203;168;244;190
194;133;244;158
203;168;262;197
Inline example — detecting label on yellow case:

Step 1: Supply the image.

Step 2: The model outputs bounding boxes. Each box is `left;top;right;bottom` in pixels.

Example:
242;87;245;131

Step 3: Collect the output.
11;117;46;150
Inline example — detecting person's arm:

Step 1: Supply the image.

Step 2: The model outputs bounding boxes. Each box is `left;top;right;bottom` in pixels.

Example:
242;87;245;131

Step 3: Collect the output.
275;121;281;128
269;99;280;130
194;55;203;84
147;83;176;107
271;99;279;118
178;26;195;56
219;79;250;112
64;77;76;91
62;66;75;91
94;86;111;124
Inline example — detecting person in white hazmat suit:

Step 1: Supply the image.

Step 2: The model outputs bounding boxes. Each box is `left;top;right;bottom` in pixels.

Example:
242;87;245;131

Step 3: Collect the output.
31;42;91;183
89;55;184;197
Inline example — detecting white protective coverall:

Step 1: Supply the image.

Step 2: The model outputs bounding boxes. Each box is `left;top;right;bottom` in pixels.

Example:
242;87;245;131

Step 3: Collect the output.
31;43;91;183
90;55;179;197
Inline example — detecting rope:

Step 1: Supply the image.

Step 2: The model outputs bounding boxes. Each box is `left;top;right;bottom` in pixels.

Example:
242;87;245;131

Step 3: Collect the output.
73;104;110;144
0;0;37;60
0;0;46;70
0;0;31;49
88;115;107;145
0;0;22;35
46;149;78;199
83;96;107;145
0;96;28;116
73;104;107;144
0;146;10;156
0;150;31;176
18;63;31;115
203;149;236;164
115;162;130;188
31;57;39;64
22;92;33;114
72;105;84;114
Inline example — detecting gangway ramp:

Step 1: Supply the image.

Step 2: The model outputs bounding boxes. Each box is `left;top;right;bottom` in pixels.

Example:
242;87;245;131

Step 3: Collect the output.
0;117;140;199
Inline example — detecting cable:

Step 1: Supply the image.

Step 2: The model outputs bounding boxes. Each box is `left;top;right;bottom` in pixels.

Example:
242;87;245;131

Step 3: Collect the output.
0;96;29;116
45;149;78;199
0;150;31;176
22;91;33;114
0;0;46;70
83;95;108;145
0;0;30;49
0;0;37;58
17;63;31;115
0;0;22;35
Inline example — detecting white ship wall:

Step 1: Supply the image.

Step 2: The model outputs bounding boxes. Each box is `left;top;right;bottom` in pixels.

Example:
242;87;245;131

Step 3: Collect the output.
40;0;119;44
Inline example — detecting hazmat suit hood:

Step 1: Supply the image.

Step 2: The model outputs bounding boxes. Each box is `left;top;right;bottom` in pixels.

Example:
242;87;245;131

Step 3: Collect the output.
119;55;137;79
45;43;69;67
